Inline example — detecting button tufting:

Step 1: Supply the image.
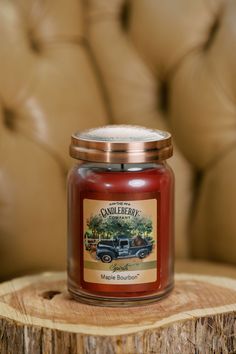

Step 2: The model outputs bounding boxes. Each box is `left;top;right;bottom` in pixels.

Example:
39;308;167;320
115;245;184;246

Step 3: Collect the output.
158;81;169;115
121;1;131;31
28;34;41;54
3;107;15;131
203;18;220;51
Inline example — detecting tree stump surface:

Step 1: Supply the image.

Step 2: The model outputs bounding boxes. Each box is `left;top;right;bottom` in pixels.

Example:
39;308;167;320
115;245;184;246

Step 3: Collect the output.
0;271;236;354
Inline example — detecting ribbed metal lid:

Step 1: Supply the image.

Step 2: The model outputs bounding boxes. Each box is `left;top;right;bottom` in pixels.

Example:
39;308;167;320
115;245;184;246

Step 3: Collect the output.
70;125;173;163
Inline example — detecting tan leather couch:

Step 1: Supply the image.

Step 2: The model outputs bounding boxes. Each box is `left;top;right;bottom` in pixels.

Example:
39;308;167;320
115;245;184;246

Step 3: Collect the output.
0;0;235;279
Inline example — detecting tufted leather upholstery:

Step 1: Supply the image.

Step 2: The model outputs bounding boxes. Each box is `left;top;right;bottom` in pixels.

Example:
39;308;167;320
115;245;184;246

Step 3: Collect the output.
0;0;235;278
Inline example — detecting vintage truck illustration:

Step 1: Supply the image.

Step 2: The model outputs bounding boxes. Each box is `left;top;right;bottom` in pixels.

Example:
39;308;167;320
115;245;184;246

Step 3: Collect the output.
96;235;153;263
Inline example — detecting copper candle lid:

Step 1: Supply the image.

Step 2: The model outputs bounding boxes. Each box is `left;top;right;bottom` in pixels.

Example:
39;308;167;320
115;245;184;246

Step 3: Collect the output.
70;125;173;163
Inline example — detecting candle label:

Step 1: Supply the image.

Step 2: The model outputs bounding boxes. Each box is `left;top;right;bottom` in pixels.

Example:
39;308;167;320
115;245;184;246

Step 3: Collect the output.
83;198;158;285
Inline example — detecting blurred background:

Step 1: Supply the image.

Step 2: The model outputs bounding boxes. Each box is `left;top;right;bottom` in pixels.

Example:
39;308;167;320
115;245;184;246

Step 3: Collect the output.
0;0;235;280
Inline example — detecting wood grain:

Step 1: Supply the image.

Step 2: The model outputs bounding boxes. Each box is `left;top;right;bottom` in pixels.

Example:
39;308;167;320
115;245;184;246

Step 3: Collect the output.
0;270;236;353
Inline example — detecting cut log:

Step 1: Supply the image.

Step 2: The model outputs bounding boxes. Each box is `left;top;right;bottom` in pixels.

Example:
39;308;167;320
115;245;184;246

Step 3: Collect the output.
0;271;236;354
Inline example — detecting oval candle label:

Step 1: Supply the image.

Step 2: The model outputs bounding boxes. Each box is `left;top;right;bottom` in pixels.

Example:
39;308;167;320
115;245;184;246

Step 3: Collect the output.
83;198;158;285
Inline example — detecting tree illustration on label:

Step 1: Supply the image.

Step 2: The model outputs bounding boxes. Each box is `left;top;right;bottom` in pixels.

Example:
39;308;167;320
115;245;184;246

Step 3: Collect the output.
84;212;155;263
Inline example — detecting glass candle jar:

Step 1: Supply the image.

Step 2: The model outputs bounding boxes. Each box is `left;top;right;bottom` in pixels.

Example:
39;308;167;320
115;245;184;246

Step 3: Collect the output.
67;125;174;306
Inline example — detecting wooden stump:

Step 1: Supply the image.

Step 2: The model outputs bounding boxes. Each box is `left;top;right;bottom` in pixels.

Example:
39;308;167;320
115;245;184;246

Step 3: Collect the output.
0;272;236;354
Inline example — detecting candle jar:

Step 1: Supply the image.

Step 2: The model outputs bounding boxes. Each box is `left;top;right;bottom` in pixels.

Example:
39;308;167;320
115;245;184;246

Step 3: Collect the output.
67;125;174;306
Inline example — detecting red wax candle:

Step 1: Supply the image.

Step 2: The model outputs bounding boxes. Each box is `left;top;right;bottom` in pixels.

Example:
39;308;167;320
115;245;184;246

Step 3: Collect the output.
68;125;174;306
